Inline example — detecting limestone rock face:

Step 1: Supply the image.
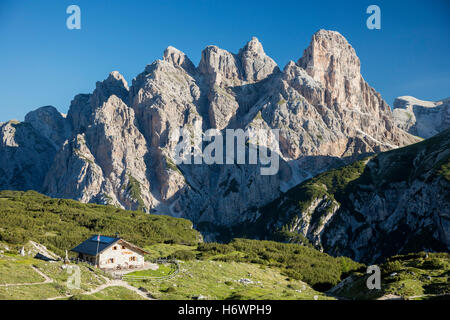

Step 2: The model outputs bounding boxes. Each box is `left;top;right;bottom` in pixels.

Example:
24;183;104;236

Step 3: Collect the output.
129;56;203;204
24;106;71;149
66;93;93;133
0;121;56;191
198;45;241;87
128;30;418;231
67;71;129;134
297;30;416;150
234;129;450;263
238;37;279;82
197;37;279;129
298;30;362;108
0;30;422;239
163;46;196;74
393;96;450;138
93;71;130;106
43;133;105;203
45;73;158;211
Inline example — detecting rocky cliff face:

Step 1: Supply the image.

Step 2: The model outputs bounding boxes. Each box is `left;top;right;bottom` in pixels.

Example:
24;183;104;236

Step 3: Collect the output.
44;72;158;211
0;30;419;236
0;121;56;191
24;106;71;149
393;96;450;139
231;129;450;263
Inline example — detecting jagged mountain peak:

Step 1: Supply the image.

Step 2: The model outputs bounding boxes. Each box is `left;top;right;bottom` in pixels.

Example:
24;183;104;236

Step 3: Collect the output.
66;71;131;134
92;71;130;107
298;29;360;83
239;36;279;82
24;105;71;149
197;37;279;86
163;46;196;74
25;105;60;116
312;29;351;43
108;70;128;86
98;71;129;92
284;60;296;69
240;36;264;54
306;29;356;53
198;44;240;86
294;28;416;154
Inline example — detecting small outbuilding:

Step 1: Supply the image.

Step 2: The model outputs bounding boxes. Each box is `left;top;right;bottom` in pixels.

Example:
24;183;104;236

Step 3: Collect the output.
71;235;148;270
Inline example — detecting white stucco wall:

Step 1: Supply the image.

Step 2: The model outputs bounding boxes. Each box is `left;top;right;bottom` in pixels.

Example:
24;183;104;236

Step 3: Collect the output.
98;242;145;269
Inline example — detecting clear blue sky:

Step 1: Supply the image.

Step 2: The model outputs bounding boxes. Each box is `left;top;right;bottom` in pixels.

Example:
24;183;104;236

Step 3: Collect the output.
1;0;449;122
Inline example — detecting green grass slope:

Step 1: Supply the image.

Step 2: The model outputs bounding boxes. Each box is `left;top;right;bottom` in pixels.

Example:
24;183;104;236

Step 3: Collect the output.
123;241;352;300
0;253;109;300
0;188;446;300
0;190;202;256
329;252;449;300
191;239;364;291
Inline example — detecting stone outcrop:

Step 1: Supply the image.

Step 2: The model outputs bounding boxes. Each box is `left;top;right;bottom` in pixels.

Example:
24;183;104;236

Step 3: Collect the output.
393;95;450;138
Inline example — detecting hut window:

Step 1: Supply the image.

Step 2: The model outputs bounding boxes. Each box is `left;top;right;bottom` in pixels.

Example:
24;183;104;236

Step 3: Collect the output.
113;246;117;250
121;245;126;249
129;256;137;262
108;258;114;263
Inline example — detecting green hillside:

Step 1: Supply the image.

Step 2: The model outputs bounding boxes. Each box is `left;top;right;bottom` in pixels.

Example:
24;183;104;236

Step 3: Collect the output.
0;190;202;256
0;190;361;299
225;129;450;261
0;189;447;300
0;247;333;300
191;239;364;291
329;252;450;300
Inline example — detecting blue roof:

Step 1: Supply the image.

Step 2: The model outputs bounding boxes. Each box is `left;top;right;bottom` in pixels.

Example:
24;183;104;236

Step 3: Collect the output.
90;235;117;244
71;235;120;256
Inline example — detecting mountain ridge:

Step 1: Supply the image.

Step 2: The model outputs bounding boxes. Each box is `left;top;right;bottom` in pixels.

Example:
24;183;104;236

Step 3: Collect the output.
223;129;450;263
0;29;421;238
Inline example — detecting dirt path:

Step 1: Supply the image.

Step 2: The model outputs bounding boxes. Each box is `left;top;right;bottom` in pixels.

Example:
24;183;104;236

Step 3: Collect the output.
85;280;153;300
47;279;153;300
0;263;153;300
0;266;53;287
377;294;403;300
